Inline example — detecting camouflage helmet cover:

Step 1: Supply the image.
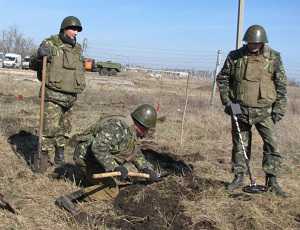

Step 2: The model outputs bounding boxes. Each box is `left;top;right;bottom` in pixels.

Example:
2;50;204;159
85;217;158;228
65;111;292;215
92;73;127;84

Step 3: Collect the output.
131;104;157;128
60;16;82;32
243;25;268;43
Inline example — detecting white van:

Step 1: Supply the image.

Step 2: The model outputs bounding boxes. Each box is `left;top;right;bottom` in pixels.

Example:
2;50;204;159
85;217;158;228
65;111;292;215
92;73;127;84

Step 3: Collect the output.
22;55;31;69
3;53;22;68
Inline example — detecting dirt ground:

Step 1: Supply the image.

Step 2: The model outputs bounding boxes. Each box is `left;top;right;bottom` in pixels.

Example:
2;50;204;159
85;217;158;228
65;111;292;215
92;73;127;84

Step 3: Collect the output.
0;69;299;230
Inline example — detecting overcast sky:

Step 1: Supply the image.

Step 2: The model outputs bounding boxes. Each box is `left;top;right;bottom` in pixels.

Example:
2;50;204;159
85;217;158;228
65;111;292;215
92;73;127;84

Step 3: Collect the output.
0;0;299;80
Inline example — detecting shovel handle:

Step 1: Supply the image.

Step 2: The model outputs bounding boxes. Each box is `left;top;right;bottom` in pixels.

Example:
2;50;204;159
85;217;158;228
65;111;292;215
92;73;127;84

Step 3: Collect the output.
93;171;150;179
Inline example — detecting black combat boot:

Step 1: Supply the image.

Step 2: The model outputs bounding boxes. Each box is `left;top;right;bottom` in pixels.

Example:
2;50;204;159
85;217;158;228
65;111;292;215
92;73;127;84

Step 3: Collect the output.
227;173;244;191
54;147;65;166
266;174;287;197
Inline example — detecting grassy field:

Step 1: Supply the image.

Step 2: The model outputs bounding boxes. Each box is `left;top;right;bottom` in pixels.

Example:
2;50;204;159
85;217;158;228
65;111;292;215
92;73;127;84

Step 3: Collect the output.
0;69;299;230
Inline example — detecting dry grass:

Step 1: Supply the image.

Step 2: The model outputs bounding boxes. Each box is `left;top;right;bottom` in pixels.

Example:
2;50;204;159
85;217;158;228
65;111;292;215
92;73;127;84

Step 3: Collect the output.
0;70;299;229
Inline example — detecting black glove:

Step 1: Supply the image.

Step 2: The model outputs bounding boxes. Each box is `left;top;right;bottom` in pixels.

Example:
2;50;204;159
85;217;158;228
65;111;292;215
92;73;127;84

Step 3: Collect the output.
272;112;283;124
114;165;128;180
224;101;232;115
37;45;51;58
224;101;242;116
142;168;160;182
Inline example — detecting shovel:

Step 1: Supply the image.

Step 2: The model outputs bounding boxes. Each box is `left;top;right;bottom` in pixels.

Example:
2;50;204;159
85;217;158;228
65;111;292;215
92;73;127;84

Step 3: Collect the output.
230;103;267;194
55;171;150;223
93;171;150;179
0;193;18;214
33;56;49;173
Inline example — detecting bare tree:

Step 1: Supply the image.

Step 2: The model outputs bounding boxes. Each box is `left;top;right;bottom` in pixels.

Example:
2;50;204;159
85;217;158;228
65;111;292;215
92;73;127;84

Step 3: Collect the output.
0;26;37;56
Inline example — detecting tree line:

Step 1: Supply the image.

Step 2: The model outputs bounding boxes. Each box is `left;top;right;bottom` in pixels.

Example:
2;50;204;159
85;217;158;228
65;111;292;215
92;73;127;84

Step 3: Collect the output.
0;26;36;57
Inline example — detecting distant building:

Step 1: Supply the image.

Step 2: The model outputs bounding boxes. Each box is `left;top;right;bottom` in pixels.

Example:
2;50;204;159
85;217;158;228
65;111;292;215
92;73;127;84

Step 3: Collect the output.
126;67;189;79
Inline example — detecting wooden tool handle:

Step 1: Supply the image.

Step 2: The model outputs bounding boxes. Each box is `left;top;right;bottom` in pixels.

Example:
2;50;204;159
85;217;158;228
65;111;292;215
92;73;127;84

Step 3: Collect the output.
93;171;150;179
34;56;47;173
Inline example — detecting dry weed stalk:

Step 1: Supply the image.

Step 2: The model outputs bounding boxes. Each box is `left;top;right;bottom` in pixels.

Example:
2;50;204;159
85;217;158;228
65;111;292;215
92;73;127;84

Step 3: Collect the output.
180;74;190;146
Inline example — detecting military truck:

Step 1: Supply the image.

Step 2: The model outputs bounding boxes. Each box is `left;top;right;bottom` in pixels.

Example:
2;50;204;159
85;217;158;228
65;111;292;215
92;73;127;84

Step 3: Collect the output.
96;61;122;76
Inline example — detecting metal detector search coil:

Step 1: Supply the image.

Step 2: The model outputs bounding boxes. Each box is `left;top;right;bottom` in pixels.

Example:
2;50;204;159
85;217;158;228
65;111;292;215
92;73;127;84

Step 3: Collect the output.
243;184;267;194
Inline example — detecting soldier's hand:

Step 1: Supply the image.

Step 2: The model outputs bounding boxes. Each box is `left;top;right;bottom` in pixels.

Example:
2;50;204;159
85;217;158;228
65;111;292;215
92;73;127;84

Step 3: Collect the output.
37;45;51;59
224;102;242;116
114;165;128;180
142;168;160;182
272;112;283;124
224;101;232;115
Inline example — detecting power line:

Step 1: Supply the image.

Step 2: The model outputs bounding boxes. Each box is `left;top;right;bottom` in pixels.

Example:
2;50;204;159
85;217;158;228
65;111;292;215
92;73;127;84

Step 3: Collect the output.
87;40;216;56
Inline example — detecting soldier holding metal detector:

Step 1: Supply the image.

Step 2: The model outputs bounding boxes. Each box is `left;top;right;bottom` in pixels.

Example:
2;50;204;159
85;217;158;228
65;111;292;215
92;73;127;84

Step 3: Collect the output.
217;25;288;196
34;16;86;172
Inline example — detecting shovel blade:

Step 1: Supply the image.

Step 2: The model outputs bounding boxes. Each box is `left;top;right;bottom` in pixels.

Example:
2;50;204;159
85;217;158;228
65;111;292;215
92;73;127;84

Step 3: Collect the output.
33;152;49;173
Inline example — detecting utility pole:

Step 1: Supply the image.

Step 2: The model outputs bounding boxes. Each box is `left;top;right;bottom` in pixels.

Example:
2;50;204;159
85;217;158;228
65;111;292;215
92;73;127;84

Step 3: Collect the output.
209;50;222;106
82;38;88;56
236;0;245;49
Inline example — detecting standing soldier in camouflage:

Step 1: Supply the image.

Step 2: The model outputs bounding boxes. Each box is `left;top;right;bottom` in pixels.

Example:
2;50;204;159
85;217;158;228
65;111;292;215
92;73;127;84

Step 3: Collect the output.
73;104;160;185
37;16;86;167
217;25;288;196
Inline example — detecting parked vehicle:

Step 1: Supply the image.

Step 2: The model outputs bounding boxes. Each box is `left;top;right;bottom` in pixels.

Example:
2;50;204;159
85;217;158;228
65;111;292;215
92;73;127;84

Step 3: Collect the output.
83;58;122;76
96;61;122;76
83;58;97;72
22;56;31;69
0;52;4;68
3;53;22;68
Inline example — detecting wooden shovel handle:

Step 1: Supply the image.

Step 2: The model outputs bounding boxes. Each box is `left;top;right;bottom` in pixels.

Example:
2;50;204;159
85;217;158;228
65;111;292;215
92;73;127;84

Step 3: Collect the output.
93;171;150;179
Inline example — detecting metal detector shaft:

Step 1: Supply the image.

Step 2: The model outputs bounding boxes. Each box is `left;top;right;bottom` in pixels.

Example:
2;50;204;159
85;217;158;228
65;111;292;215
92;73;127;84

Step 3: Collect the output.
232;115;256;186
34;56;47;173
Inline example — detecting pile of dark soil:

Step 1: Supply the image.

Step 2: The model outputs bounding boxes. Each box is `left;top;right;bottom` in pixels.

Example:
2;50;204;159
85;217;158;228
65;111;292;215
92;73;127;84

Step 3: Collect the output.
112;182;191;230
103;175;224;230
8;130;38;166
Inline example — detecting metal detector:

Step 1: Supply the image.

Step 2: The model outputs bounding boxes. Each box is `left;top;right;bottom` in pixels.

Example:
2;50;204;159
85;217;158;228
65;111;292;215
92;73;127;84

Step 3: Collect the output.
230;103;267;194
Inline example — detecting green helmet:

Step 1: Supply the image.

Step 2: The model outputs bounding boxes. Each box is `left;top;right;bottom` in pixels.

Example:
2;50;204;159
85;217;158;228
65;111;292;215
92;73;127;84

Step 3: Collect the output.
60;16;82;32
243;25;268;43
131;104;157;128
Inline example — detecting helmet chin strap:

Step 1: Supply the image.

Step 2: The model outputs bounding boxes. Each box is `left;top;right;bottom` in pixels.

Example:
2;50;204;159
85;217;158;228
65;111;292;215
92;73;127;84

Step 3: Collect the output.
133;121;148;138
59;32;76;47
250;48;260;52
247;44;264;55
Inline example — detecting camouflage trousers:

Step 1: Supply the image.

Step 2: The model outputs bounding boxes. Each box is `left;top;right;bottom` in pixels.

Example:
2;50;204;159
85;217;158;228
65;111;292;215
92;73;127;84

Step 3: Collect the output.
42;101;72;158
231;112;281;176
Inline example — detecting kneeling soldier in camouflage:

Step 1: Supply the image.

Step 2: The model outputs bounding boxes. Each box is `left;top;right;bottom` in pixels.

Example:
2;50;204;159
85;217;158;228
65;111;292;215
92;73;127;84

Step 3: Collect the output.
56;104;192;220
73;104;160;186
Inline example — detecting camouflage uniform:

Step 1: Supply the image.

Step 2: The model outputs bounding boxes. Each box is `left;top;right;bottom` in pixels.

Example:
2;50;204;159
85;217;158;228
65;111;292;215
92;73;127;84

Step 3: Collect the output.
73;116;153;184
217;45;287;177
38;32;85;162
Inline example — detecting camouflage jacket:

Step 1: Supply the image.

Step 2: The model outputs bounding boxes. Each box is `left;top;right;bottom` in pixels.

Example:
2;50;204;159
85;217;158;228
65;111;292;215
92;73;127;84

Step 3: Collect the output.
217;45;287;116
73;116;150;171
